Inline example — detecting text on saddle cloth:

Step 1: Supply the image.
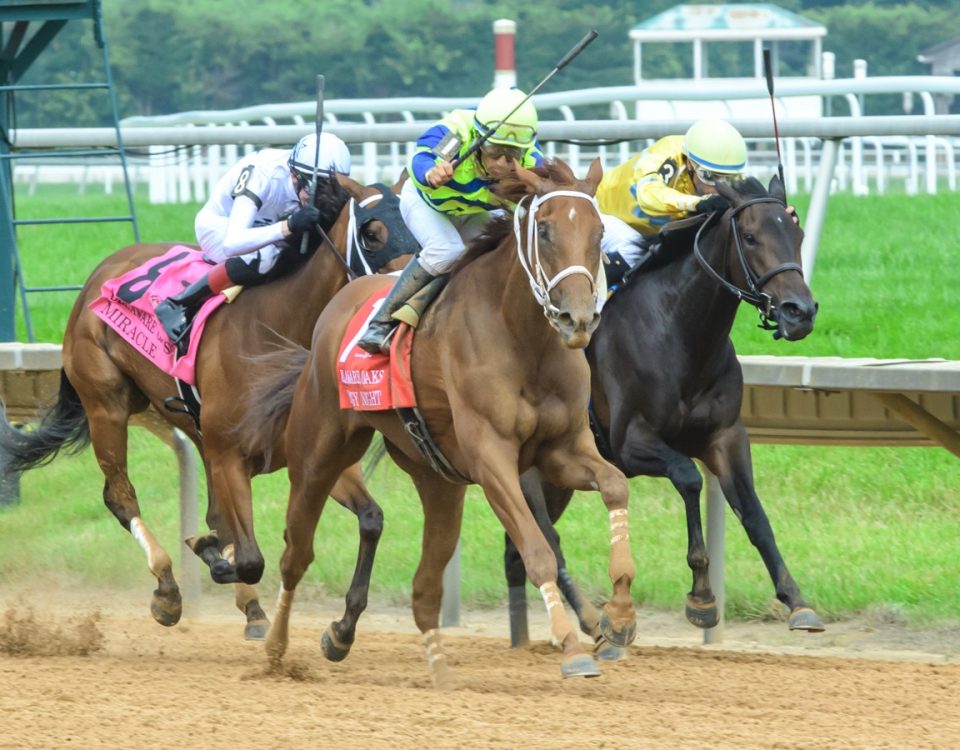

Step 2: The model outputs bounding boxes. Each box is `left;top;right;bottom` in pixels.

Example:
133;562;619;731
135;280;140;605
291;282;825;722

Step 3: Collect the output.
89;245;234;386
338;286;416;412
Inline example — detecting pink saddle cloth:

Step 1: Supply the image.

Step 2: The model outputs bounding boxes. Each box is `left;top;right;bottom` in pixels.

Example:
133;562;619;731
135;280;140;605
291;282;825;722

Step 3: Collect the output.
88;245;228;385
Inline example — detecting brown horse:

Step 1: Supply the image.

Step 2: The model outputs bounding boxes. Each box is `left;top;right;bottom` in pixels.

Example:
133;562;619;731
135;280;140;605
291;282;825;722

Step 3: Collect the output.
0;174;417;636
238;159;638;685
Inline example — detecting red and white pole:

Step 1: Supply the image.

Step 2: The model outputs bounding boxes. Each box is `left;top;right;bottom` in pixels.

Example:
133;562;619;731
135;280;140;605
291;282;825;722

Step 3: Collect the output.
493;18;517;88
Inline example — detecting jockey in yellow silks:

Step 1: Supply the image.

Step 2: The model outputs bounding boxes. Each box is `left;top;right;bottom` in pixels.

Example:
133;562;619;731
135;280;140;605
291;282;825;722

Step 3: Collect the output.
357;87;544;354
595;119;749;276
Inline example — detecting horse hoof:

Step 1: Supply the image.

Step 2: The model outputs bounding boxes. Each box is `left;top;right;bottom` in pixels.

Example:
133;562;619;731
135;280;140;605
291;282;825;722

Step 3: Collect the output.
599;611;637;648
150;591;182;627
561;653;602;678
321;624;353;662
209;559;239;584
244;619;269;641
685;595;719;629
788;607;825;632
594;637;628;662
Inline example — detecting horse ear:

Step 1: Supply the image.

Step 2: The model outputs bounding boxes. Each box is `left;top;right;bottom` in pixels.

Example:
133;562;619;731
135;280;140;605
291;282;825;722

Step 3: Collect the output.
714;179;741;207
336;173;365;201
391;168;410;194
514;161;543;193
768;173;786;204
584;158;603;195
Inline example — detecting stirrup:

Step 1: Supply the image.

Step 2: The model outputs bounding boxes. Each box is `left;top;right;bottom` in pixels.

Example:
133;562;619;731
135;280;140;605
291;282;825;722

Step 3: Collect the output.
357;320;397;355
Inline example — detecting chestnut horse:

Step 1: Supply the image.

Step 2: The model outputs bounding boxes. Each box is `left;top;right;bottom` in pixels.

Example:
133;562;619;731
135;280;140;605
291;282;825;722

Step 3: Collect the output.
0;174;417;636
238;159;638;685
505;175;823;655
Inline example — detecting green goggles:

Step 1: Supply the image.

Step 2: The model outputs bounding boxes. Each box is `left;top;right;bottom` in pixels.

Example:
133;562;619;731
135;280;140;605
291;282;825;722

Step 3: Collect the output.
477;119;536;148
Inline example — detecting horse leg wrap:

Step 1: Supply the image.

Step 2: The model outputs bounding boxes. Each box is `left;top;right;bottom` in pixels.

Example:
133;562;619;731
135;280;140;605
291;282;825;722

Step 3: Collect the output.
608;508;636;605
540;581;576;651
423;628;455;690
265;587;294;664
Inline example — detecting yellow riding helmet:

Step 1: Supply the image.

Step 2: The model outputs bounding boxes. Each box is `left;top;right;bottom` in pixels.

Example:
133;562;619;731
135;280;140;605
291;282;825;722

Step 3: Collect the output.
683;119;747;175
474;87;538;148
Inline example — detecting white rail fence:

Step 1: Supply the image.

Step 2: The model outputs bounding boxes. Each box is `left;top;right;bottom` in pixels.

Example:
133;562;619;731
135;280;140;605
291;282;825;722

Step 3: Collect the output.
10;76;960;201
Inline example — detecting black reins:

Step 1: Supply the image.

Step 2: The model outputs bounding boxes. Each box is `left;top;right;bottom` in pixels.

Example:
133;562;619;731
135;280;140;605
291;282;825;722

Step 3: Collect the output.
692;196;803;333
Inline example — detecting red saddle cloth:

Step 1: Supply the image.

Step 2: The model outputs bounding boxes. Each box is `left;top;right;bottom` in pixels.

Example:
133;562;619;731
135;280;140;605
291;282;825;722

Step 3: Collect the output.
88;245;227;385
337;286;416;411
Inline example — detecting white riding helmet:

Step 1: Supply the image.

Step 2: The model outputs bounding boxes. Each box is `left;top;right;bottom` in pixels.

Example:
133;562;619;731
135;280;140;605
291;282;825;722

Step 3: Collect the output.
288;132;352;179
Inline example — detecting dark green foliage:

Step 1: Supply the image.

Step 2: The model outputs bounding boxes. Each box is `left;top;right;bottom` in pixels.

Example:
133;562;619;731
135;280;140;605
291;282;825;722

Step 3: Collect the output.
10;1;956;123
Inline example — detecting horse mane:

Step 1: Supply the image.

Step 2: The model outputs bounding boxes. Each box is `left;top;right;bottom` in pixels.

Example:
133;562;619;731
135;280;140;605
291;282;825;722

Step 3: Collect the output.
727;175;766;198
314;176;351;231
276;175;351;260
623;176;772;280
451;160;580;276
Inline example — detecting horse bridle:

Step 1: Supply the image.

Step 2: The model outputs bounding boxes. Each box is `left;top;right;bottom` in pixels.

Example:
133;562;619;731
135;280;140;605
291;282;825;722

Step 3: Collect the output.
514;190;604;325
692;196;803;333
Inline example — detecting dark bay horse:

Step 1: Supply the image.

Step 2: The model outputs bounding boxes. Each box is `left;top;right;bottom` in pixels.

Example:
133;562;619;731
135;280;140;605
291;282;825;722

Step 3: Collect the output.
506;175;824;652
0;174;416;636
239;159;638;685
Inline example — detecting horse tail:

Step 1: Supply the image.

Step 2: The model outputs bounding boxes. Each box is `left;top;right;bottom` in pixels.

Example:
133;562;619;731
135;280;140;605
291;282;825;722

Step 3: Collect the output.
237;341;310;463
0;369;90;476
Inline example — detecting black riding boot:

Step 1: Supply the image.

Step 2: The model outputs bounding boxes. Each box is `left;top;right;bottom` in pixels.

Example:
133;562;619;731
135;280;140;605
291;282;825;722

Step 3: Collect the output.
155;275;216;356
356;258;436;354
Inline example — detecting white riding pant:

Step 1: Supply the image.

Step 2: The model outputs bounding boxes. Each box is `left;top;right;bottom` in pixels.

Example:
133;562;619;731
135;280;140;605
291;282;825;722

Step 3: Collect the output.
195;212;283;273
399;179;495;275
599;212;650;268
400;179;650;275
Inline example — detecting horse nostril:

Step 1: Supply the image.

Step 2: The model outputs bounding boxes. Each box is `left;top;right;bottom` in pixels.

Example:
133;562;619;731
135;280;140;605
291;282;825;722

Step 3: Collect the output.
557;312;575;329
780;300;816;322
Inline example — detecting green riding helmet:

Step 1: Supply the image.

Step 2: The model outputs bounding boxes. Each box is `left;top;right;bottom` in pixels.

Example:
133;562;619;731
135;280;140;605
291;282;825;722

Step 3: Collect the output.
474;87;538;148
683;119;747;181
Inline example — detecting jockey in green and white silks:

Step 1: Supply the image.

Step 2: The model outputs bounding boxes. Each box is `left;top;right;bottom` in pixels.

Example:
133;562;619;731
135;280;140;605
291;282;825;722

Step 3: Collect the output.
595;119;749;276
357;87;545;354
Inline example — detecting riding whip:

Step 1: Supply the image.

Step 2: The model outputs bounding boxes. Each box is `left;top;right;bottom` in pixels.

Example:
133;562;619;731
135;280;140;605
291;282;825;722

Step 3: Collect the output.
762;48;787;202
452;29;599;168
300;73;325;255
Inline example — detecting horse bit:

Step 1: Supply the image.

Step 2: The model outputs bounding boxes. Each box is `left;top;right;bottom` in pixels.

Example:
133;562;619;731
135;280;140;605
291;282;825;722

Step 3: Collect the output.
692;196;803;335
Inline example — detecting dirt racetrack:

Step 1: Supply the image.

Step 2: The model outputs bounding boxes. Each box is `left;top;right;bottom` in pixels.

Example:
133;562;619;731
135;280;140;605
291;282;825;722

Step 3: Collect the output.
1;586;959;750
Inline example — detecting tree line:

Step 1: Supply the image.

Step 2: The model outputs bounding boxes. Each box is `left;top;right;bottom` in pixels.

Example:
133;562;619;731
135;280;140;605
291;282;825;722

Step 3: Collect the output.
12;0;957;127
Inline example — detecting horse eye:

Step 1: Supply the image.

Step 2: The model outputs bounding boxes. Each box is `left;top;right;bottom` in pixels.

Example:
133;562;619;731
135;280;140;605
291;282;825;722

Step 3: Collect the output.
362;225;383;247
537;223;550;241
743;233;756;245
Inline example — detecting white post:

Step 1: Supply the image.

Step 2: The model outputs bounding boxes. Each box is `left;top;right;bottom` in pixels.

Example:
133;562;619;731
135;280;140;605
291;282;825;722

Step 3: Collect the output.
441;539;461;627
173;428;200;612
703;470;725;645
801;138;841;281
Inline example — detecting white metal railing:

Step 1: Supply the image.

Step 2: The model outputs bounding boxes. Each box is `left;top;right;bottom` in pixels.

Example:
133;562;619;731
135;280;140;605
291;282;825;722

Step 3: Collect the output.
116;76;960;202
10;76;960;203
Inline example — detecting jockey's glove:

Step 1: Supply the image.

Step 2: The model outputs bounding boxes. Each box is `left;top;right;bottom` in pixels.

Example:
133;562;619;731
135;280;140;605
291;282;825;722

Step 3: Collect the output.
694;194;729;215
287;204;322;234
